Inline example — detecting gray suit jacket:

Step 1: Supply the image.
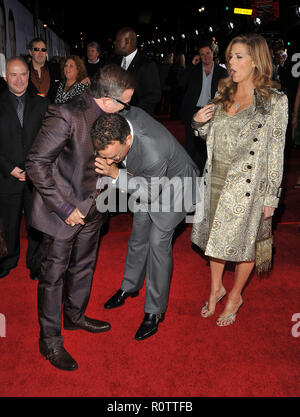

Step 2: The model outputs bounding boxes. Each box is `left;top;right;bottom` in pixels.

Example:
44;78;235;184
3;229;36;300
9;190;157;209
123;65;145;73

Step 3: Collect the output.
97;107;200;231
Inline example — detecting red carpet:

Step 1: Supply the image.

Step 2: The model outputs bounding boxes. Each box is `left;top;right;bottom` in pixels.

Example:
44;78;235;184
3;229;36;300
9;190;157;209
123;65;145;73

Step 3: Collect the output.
0;121;300;398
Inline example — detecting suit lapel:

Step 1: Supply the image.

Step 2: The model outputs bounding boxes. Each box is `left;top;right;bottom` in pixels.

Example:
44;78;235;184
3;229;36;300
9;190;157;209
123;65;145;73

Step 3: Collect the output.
2;90;21;126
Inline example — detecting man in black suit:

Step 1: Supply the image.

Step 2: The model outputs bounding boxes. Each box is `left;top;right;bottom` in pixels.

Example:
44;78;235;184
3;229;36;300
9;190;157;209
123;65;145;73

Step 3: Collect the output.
180;42;228;174
0;57;49;279
27;38;61;102
108;27;161;116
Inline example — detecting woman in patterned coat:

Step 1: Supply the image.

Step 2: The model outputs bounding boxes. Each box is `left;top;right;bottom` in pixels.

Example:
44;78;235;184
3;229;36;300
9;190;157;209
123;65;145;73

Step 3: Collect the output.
55;55;90;104
191;34;288;326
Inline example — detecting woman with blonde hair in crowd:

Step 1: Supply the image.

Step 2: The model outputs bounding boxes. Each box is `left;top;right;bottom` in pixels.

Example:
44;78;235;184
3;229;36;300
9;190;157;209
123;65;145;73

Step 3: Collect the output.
191;33;288;326
55;55;90;104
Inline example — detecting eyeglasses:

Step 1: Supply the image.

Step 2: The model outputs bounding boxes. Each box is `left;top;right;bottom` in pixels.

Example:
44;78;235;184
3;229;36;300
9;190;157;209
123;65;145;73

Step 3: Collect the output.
105;96;131;110
32;47;47;52
95;142;125;162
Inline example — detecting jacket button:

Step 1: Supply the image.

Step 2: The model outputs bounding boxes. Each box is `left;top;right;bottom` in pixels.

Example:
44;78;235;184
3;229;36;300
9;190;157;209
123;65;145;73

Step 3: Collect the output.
246;192;250;197
253;138;258;142
250;151;255;155
247;165;252;169
204;181;207;186
258;124;262;128
246;179;251;183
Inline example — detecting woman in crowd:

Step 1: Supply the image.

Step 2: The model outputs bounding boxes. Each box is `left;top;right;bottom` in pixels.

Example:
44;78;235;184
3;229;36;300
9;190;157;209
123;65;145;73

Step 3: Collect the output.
55;55;90;104
191;33;288;326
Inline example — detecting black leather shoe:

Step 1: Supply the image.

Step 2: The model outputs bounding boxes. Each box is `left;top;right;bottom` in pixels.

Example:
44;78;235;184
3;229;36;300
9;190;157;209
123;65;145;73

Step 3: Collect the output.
40;345;78;371
30;270;40;281
104;289;139;309
135;313;165;341
0;269;10;279
64;316;111;333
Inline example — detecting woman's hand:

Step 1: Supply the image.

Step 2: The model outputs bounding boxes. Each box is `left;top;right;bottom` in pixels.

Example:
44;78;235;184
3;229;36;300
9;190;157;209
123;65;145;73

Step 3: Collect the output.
193;104;215;123
263;206;275;219
81;77;91;85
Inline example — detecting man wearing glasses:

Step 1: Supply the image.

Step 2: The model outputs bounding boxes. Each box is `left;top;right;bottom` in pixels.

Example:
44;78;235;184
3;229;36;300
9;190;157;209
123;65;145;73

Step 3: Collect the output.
27;38;61;102
26;65;135;371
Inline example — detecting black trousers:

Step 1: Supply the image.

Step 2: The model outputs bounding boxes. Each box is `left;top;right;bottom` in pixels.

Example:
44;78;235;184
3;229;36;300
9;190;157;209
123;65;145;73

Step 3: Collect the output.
0;183;42;276
38;204;107;350
184;114;207;176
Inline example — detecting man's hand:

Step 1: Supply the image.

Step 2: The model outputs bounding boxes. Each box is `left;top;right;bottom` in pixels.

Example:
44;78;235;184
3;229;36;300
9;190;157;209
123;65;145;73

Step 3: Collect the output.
65;208;85;227
10;167;26;181
95;157;119;179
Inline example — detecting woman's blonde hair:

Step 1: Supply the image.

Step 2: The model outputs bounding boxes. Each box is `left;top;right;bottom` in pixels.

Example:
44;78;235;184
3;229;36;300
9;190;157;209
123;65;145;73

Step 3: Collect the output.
215;33;275;110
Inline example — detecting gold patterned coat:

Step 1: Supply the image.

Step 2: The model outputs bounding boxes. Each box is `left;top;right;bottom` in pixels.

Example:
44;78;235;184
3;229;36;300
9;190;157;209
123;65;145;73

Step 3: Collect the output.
191;88;288;262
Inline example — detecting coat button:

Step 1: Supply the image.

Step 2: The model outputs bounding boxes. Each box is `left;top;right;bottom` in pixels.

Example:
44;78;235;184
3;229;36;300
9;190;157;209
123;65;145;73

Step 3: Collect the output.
246;179;251;183
247;165;252;169
246;192;250;197
253;138;258;142
204;181;207;186
258;124;262;128
250;151;255;155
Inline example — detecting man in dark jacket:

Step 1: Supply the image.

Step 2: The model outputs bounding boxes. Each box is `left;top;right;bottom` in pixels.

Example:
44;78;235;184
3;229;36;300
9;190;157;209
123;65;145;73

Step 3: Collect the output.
27;38;61;102
180;42;228;174
108;27;161;116
26;65;135;371
0;57;49;279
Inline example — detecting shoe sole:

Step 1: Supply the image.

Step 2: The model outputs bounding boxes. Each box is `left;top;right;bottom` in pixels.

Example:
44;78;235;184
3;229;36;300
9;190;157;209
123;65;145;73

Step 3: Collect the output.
135;327;158;341
63;325;111;333
40;353;78;371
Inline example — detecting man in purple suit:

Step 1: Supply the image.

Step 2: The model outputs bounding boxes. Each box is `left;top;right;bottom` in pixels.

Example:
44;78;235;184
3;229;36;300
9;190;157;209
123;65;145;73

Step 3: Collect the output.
26;65;135;371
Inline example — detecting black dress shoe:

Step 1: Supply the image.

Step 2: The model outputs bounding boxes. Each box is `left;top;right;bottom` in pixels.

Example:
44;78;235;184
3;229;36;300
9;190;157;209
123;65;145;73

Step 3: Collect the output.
40;345;78;371
64;316;111;333
104;288;139;309
0;269;10;279
30;270;40;281
135;313;165;341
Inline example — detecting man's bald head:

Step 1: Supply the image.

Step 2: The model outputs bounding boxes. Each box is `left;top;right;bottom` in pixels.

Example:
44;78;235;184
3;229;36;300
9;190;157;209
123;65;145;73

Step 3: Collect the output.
114;27;137;56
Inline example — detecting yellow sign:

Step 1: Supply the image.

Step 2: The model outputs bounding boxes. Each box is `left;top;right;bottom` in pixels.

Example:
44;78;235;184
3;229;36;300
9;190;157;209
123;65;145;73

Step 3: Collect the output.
234;8;253;15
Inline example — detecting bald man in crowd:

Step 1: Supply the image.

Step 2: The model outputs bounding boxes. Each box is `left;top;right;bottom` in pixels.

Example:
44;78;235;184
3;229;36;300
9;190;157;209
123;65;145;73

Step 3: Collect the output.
0;57;49;280
107;27;161;115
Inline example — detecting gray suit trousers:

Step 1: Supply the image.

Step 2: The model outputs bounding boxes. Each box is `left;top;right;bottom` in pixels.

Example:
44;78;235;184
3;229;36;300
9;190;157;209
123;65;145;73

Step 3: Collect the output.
121;211;175;314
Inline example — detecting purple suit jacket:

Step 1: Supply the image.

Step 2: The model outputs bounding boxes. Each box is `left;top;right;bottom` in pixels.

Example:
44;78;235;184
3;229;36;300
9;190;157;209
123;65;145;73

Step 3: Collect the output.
26;91;103;239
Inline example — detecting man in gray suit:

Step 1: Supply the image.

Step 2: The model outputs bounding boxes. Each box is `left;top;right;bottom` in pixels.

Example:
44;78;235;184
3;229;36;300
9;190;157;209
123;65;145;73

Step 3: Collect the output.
92;111;200;341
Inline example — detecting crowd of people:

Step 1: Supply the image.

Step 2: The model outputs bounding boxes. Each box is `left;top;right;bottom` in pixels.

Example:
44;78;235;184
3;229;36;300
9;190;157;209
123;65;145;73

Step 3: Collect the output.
0;27;296;371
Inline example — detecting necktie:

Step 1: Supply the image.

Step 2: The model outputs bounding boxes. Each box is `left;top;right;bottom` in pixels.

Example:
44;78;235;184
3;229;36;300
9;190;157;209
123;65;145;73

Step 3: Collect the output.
121;56;127;70
16;97;24;127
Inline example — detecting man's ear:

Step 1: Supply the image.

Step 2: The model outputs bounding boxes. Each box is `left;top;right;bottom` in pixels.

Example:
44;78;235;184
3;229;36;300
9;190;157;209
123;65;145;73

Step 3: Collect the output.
126;134;132;146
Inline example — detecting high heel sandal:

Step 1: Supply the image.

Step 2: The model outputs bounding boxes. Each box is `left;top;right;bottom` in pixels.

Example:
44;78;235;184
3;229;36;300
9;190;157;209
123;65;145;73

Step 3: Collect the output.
216;296;243;327
201;289;227;318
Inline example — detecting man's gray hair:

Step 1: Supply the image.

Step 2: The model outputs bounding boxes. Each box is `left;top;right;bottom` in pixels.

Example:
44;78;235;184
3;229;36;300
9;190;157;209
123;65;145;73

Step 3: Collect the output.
89;64;136;99
87;41;101;53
